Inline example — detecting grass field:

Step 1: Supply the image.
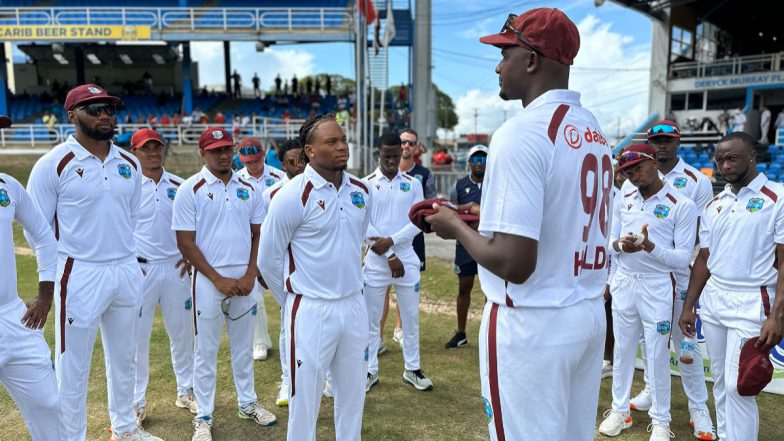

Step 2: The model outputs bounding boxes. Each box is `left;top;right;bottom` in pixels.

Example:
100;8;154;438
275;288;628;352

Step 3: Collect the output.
3;153;784;440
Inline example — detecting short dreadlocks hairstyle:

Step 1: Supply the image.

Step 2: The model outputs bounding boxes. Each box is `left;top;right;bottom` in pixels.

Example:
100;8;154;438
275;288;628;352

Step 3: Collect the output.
277;138;303;163
299;113;336;146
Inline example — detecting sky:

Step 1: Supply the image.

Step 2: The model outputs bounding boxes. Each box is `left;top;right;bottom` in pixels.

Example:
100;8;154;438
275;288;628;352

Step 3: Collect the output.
189;0;655;141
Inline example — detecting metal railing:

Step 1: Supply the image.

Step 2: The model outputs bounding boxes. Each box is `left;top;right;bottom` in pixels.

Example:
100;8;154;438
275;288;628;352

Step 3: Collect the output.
670;52;784;79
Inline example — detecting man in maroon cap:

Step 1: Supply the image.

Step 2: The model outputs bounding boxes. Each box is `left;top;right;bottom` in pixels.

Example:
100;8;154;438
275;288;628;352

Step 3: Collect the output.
235;136;284;361
172;127;277;441
129;128;197;426
680;131;784;441
425;8;610;441
26;85;163;440
599;144;697;440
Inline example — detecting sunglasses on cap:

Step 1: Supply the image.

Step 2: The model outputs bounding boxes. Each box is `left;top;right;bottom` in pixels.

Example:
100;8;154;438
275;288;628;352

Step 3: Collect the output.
469;156;487;165
648;124;679;136
221;297;255;321
79;103;116;117
619;150;655;166
401;140;417;146
239;145;262;156
501;13;543;55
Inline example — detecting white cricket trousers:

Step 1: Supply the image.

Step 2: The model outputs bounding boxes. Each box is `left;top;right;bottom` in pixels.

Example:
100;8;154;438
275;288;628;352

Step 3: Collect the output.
279;307;288;386
285;291;369;441
638;289;710;413
192;265;258;419
0;298;61;441
700;280;772;441
610;270;674;425
133;258;194;408
253;285;273;349
55;255;142;440
364;283;421;375
479;297;605;441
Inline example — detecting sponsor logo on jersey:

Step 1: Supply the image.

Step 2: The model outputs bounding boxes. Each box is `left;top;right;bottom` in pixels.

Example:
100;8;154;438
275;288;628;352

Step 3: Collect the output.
564;124;582;149
118;163;132;179
297;359;303;367
483;397;493;423
207;193;213;200
167;187;177;200
75;167;84;178
747;197;764;212
350;191;366;208
657;320;671;335
400;182;411;192
653;204;670;219
673;177;688;188
0;189;10;207
317;200;326;210
237;188;250;201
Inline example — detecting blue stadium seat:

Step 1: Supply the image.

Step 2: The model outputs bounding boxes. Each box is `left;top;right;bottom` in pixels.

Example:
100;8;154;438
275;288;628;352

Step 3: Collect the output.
757;163;768;173
698;152;710;163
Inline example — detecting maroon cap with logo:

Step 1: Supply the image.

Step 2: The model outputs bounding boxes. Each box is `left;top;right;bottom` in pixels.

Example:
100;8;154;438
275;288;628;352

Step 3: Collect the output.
131;128;165;150
64;84;122;111
618;143;657;171
479;8;580;65
199;127;235;151
0;115;11;129
737;337;774;396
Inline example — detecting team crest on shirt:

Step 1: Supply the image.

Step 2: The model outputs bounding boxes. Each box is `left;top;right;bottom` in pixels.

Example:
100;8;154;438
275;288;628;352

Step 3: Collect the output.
673;177;688;189
350;191;366;208
167;187;177;200
117;163;132;179
237;188;250;201
400;182;411;192
0;189;10;207
747;198;764;213
184;298;192;310
657;320;671;335
483;397;493;423
264;178;276;187
653;204;670;219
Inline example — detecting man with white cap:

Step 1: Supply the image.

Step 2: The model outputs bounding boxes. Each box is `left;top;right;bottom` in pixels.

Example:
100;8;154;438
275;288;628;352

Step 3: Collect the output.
130;127;196;426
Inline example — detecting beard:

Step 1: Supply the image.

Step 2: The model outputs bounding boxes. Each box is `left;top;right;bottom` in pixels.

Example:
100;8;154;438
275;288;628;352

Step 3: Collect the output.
78;118;115;141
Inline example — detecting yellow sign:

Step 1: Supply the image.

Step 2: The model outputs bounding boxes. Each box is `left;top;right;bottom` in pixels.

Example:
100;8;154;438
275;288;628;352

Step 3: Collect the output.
0;25;152;41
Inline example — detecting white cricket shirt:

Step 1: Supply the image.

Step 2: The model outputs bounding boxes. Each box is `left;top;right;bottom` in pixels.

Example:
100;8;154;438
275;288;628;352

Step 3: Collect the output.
172;166;263;268
478;89;613;308
0;174;57;306
700;173;784;290
134;169;184;261
258;165;371;304
363;168;424;286
26;136;142;262
237;164;285;192
610;181;697;276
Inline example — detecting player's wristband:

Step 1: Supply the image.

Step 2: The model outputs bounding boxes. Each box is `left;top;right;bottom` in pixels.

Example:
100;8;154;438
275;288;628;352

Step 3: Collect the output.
388;254;398;261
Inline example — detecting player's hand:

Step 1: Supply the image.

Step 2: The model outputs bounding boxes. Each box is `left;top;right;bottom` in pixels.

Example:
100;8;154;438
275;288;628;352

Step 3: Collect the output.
22;282;54;330
214;276;241;297
603;284;611;301
175;257;192;278
388;255;405;278
425;204;462;240
459;202;480;216
640;224;656;253
369;236;394;255
679;306;697;338
619;235;643;253
236;273;257;296
757;317;784;351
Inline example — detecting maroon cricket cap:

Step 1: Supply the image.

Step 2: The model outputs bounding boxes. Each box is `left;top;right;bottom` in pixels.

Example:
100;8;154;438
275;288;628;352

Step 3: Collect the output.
64;84;122;111
130;128;165;150
199;126;235;151
618;143;657;171
737;337;774;396
0;115;11;129
479;8;580;65
647;119;681;140
409;198;480;234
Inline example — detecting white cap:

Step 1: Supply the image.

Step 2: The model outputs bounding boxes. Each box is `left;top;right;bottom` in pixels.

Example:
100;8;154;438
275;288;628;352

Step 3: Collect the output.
468;144;489;158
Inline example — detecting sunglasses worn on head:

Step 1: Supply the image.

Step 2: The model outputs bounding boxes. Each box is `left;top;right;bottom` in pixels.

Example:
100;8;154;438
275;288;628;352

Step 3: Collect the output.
619;151;655;166
221;297;255;321
470;156;487;165
80;103;116;117
648;124;679;136
501;13;542;55
239;145;261;156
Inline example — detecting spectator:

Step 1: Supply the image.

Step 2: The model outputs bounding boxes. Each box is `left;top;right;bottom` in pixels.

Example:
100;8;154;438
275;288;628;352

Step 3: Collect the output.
305;77;313;95
432;146;454;167
143;71;153;94
232;115;241;139
325;75;332;97
274;74;282;95
717;109;731;135
241;113;251;128
291;74;298;96
759;106;771;144
159;114;171;125
214;112;226;125
191;107;205;124
252;73;261;98
283;79;288;96
42;109;57;129
314;77;321;96
232;70;242;99
335;104;350;127
265;140;283;170
172;112;182;126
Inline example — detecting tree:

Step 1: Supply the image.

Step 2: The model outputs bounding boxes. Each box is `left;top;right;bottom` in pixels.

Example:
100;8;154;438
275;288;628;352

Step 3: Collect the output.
433;84;458;130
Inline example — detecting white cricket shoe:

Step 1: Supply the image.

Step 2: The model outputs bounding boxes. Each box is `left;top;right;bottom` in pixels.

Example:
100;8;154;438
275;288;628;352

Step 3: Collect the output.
647;423;675;441
377;339;387;355
323;379;333;398
175;393;198;414
111;427;163;441
238;401;277;426
392;327;404;348
689;408;717;440
366;372;379;392
191;417;212;441
601;360;613;379
253;343;268;361
276;383;289;407
403;369;433;391
630;387;652;411
598;409;633;437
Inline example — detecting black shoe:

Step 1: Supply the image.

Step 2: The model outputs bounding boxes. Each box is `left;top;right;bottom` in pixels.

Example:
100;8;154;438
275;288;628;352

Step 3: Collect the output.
444;331;468;349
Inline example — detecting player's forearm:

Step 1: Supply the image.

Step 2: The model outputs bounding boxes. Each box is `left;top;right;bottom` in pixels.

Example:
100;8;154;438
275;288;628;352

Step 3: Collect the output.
176;238;222;283
455;224;536;284
683;249;710;310
646;243;692;269
246;226;261;277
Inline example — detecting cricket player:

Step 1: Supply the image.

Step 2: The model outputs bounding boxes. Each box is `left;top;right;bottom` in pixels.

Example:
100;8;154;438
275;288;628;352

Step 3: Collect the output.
626;120;716;439
364;132;431;392
680;131;784;441
259;114;371;441
599;144;697;440
427;9;609;440
0;115;61;441
26;85;162;441
257;138;307;407
235;137;284;361
172;127;277;441
130;128;196;426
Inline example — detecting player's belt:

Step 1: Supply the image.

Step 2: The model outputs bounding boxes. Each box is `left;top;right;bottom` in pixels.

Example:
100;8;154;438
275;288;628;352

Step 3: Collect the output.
137;257;149;264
